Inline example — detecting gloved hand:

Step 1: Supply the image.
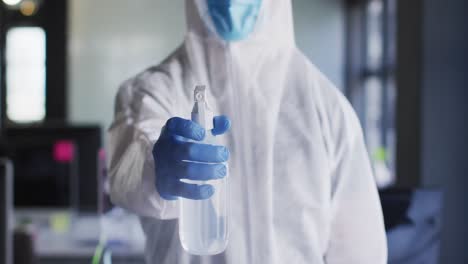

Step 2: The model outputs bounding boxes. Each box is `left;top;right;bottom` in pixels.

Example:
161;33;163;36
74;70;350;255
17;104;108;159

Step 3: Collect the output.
153;116;231;200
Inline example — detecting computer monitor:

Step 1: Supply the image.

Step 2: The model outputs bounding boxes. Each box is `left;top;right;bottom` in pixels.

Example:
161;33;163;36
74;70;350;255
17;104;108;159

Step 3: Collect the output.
7;138;77;209
4;125;102;213
0;158;13;264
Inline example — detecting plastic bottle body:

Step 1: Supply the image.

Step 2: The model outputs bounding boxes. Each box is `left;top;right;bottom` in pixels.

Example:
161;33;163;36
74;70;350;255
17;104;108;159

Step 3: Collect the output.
179;133;229;255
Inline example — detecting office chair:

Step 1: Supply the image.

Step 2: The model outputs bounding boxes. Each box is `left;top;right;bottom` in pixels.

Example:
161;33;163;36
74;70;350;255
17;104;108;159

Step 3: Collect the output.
380;189;443;264
1;158;13;264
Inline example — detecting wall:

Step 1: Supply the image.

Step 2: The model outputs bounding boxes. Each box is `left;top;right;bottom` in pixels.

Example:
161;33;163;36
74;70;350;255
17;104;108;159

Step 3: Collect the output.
293;0;344;89
421;0;468;186
397;0;468;261
68;0;345;140
421;0;468;262
68;0;186;136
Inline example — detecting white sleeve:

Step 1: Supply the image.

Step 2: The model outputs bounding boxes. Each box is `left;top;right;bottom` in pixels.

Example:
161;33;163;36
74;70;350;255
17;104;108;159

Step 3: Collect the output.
107;77;179;219
323;89;388;263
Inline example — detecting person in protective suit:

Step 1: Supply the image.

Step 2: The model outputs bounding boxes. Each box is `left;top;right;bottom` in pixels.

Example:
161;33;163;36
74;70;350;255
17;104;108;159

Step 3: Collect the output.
108;0;388;263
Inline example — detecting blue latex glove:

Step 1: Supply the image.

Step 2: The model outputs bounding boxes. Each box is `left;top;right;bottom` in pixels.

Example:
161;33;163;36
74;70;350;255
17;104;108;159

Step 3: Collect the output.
153;116;231;200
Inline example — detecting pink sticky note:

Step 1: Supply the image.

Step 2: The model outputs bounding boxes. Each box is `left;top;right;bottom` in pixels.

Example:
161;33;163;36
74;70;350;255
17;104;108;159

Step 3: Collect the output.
53;140;75;163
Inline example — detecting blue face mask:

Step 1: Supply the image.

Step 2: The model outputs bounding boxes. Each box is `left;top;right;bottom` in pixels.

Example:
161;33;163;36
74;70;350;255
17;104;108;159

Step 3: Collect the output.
207;0;262;41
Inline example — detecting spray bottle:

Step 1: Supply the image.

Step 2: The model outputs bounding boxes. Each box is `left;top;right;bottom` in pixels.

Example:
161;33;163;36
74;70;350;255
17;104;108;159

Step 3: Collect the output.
179;86;229;255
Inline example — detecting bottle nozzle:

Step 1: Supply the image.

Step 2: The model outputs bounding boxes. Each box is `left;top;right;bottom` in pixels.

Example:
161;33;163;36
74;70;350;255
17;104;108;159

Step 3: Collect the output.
194;85;206;103
192;85;214;130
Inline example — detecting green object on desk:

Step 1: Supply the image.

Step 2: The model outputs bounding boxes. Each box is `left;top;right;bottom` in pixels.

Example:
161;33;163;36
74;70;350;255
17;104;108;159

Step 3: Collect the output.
50;212;70;234
92;243;112;264
92;244;105;264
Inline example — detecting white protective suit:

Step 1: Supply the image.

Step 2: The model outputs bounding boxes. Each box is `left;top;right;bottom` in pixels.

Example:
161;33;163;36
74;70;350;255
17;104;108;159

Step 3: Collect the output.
108;0;388;263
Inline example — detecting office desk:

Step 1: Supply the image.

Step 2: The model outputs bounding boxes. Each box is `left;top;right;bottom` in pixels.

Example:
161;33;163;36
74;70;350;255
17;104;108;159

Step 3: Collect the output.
15;209;145;264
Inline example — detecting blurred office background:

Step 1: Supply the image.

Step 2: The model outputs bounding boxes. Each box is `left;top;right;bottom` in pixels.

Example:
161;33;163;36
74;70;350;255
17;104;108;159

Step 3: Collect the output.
0;0;467;263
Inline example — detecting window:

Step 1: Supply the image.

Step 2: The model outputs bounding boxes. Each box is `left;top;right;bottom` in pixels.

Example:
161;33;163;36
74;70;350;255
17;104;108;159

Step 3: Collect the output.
6;27;46;122
1;0;67;127
346;0;397;188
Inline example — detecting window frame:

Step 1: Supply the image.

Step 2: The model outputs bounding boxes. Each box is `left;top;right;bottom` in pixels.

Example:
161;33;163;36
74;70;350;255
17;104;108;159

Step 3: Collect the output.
345;0;397;187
